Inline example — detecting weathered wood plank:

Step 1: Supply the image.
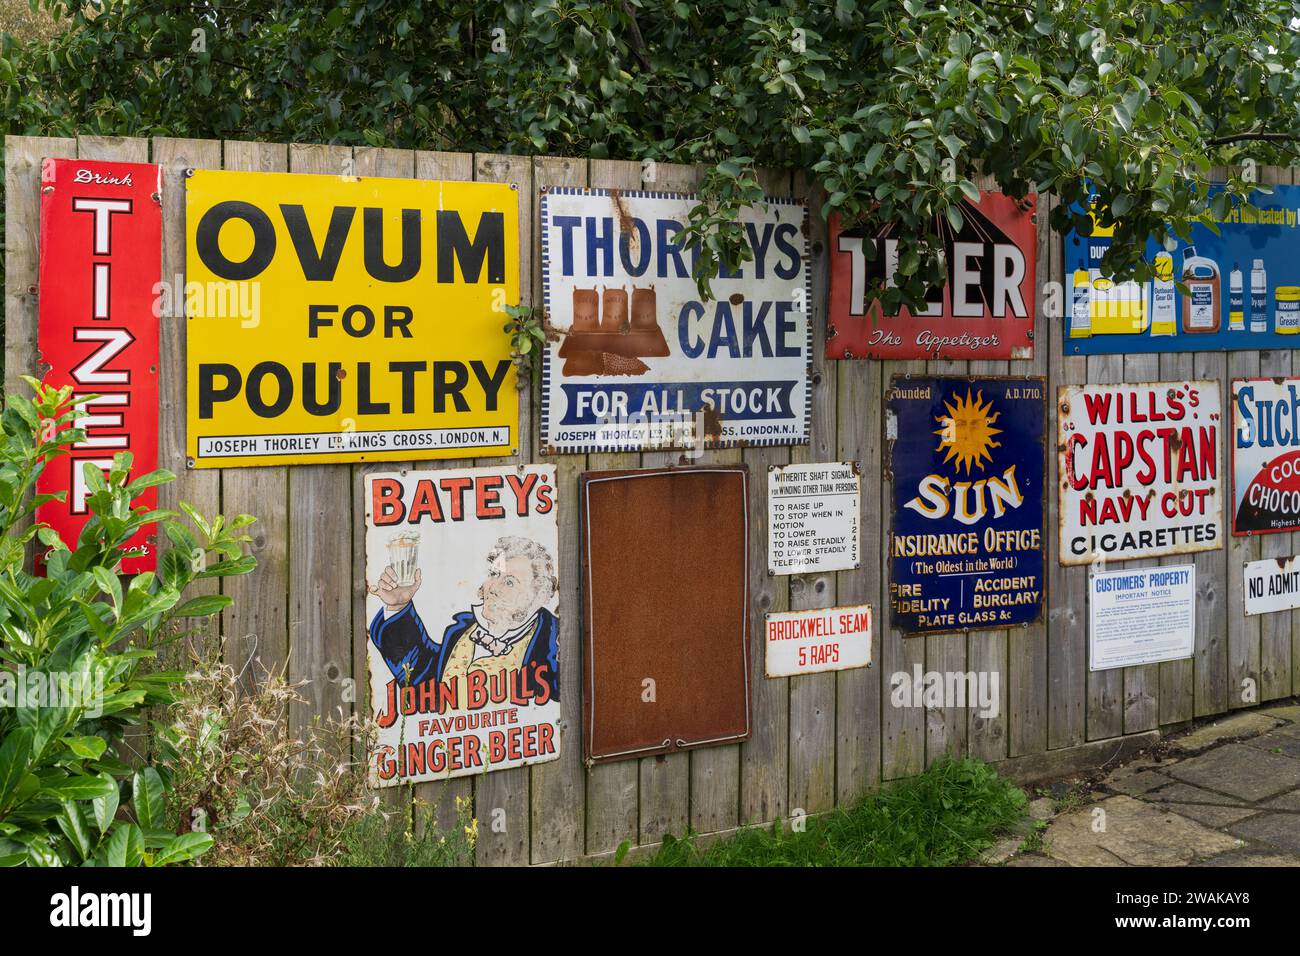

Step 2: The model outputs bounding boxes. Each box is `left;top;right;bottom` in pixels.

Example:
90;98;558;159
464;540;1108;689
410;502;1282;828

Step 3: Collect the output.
471;151;534;866
1158;349;1196;724
1257;165;1293;704
882;358;926;779
835;357;882;799
1193;349;1229;716
630;161;706;843
1122;350;1161;733
1007;192;1051;757
966;357;1010;763
579;159;646;854
784;171;837;812
529;153;589;862
1084;352;1124;740
149;137;224;663
1048;223;1088;749
5;135;76;396
219;141;290;686
925;350;970;766
284;144;355;754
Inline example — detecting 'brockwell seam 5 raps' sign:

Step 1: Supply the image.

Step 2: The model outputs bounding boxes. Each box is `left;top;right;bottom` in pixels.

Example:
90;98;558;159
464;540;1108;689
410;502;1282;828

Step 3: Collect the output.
539;188;810;454
184;170;519;467
37;158;162;573
887;376;1046;636
1231;377;1300;535
828;191;1037;360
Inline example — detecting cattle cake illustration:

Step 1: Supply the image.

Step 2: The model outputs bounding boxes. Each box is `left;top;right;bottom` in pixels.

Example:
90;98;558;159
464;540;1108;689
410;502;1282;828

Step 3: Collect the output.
559;284;668;376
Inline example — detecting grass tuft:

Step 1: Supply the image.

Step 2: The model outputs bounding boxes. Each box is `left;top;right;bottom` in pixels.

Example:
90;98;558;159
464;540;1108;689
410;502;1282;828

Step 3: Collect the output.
641;757;1027;867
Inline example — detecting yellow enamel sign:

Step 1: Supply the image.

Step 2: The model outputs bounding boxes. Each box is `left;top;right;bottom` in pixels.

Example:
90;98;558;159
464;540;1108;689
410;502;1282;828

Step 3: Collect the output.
184;169;519;467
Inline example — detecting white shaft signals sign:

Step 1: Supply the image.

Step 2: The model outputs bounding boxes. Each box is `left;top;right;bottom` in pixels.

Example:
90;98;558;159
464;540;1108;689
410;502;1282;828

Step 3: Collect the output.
185;170;519;467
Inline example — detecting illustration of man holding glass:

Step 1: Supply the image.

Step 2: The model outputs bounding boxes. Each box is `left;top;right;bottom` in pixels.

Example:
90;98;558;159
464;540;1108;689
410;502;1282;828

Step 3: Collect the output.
368;535;560;704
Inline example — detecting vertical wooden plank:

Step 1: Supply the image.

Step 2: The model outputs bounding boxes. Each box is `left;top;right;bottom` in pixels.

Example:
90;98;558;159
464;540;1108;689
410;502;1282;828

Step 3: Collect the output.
1007;192;1051;757
150;137;224;661
1049;217;1088;749
882;359;926;779
1122;350;1162;732
1158;348;1196;724
738;167;793;823
924;349;967;765
284;143;354;750
469;152;533;866
783;172;837;813
1226;343;1261;711
1194;346;1230;717
629;160;707;845
219;141;290;685
346;146;419;826
394;150;480;835
580;159;646;854
967;355;1011;763
1084;351;1124;739
529;153;589;863
1257;164;1293;704
1191;165;1231;719
5;136;77;397
835;355;882;798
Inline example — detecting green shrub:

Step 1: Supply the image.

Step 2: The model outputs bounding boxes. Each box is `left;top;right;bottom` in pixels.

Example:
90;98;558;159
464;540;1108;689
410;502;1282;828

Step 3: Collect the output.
0;381;256;866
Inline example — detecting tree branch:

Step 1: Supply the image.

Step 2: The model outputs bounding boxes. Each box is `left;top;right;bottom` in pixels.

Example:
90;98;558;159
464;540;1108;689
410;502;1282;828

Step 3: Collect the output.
1208;131;1300;145
621;1;653;73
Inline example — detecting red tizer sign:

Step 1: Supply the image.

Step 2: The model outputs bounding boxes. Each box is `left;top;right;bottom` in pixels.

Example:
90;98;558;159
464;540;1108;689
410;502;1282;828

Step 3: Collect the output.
36;158;162;572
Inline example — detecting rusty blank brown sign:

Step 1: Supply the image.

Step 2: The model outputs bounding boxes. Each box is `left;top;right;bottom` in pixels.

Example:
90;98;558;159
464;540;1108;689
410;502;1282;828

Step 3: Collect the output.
580;465;752;764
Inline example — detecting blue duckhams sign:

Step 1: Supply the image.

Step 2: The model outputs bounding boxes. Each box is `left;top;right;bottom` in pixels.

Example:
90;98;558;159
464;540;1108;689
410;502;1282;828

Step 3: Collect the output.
887;376;1046;636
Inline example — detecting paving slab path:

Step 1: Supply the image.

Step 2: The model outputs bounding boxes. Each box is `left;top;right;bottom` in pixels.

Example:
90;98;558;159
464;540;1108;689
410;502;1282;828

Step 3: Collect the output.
988;702;1300;867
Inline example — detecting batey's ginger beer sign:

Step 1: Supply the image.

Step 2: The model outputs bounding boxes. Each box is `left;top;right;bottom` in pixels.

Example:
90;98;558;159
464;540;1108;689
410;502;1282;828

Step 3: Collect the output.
1058;381;1221;564
185;170;519;467
888;376;1046;636
364;464;560;786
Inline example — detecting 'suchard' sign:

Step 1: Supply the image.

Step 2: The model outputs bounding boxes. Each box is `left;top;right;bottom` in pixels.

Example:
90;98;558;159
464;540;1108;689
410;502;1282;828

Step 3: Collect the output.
828;192;1036;360
888;377;1046;636
1231;377;1300;535
37;158;162;573
539;188;810;453
1059;381;1222;564
185;170;519;467
364;464;559;785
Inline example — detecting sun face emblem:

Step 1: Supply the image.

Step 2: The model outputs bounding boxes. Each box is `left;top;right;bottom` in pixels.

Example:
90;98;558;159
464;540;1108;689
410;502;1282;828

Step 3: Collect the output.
934;388;1001;475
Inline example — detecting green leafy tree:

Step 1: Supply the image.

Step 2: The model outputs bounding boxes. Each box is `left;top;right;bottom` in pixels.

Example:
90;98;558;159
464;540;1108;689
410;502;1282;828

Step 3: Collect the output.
3;1;1300;302
0;381;256;866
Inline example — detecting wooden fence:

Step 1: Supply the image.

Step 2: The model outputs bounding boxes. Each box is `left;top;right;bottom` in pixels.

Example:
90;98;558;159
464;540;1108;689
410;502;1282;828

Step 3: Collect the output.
5;134;1298;865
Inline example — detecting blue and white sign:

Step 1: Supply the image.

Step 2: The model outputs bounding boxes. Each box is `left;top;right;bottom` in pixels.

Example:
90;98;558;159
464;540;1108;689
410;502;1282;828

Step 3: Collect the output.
539;188;810;453
1065;184;1300;354
887;376;1046;636
1089;565;1196;670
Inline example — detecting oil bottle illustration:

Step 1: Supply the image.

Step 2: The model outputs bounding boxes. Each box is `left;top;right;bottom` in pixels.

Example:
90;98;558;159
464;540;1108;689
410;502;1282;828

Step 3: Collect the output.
1251;259;1268;333
1070;268;1091;338
1180;246;1220;333
1150;252;1176;336
1228;263;1244;331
